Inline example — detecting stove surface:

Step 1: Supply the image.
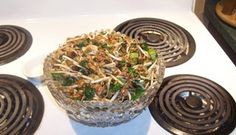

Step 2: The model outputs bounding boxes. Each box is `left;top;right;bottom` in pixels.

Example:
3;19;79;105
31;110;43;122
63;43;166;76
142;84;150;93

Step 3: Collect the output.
0;1;236;135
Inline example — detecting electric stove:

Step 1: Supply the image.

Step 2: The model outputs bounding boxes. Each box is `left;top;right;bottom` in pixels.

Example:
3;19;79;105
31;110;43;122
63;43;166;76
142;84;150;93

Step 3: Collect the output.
0;0;236;135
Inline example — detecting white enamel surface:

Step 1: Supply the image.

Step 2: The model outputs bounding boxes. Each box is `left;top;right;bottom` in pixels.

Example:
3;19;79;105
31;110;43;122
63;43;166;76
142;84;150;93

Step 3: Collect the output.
0;0;235;135
0;0;193;19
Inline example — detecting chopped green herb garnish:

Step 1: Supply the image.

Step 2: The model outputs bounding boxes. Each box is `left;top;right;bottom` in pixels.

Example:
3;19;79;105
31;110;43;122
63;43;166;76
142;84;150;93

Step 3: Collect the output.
52;73;75;86
141;42;149;51
117;60;126;70
76;42;85;49
79;68;89;75
51;73;64;81
128;67;139;77
86;38;91;43
62;77;75;86
133;72;139;77
128;67;135;73
131;87;144;100
84;86;96;100
119;60;126;67
101;43;108;48
112;83;122;92
79;60;88;67
148;48;157;60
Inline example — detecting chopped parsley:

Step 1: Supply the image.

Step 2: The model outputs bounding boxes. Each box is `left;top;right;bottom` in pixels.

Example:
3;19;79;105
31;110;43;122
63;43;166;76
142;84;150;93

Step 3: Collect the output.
128;67;139;77
51;73;64;81
79;60;88;67
75;42;85;49
141;42;149;51
51;73;75;86
131;87;144;100
84;85;96;100
62;77;76;86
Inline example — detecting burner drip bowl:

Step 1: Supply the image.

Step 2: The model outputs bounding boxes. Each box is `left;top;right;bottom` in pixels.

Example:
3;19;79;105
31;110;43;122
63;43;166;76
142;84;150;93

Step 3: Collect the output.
114;18;196;67
0;74;44;135
149;74;236;135
185;95;203;109
0;25;32;65
142;32;164;43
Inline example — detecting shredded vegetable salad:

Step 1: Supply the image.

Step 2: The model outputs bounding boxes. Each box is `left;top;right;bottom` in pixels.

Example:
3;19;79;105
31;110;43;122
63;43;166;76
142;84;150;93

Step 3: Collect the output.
49;30;160;101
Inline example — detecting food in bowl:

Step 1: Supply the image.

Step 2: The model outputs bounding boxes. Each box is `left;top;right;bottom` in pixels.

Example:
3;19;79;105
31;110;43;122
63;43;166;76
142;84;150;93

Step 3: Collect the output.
47;30;161;101
44;29;165;127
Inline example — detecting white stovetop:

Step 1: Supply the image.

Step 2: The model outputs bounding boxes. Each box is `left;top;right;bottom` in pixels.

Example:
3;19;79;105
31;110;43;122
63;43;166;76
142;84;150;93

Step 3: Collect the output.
0;0;236;135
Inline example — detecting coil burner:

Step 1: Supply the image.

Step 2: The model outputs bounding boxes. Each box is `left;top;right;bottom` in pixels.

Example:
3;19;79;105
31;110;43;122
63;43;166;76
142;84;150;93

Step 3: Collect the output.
0;25;32;65
149;74;236;135
0;74;44;135
114;18;196;67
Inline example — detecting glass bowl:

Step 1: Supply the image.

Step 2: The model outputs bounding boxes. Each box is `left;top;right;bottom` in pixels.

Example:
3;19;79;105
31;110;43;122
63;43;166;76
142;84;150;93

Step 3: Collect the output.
44;54;165;127
43;30;165;127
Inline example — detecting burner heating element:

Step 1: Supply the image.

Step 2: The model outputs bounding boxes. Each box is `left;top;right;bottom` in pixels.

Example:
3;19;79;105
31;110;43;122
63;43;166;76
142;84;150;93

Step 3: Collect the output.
0;74;44;135
114;18;196;67
149;74;236;135
0;25;32;65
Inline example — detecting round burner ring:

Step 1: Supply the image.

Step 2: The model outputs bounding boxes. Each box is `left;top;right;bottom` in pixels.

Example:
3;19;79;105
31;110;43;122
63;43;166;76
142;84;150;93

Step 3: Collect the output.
0;74;44;135
149;74;236;135
0;25;32;65
114;18;196;67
